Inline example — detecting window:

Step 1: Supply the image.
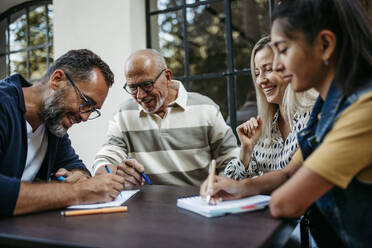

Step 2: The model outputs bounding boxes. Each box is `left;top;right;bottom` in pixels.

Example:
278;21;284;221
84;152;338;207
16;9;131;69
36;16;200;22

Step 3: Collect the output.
146;0;275;132
0;0;53;82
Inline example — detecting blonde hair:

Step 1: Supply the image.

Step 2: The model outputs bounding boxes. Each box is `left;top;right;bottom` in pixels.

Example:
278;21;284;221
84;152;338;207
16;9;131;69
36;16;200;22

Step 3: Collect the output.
250;36;317;139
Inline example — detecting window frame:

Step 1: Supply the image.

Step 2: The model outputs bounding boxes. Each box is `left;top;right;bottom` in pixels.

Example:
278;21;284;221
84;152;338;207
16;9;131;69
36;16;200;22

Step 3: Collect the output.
0;0;53;82
145;0;275;133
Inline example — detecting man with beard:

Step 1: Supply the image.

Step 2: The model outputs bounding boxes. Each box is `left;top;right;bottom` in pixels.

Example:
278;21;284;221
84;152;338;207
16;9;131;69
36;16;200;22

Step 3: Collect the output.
0;49;125;216
93;49;239;186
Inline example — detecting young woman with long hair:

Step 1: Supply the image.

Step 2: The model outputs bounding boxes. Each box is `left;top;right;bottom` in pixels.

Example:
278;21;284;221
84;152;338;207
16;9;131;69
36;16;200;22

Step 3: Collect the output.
201;1;372;246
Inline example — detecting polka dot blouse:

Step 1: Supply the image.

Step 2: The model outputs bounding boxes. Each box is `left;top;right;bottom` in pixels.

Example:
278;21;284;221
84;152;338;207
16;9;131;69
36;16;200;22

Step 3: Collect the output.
224;109;311;180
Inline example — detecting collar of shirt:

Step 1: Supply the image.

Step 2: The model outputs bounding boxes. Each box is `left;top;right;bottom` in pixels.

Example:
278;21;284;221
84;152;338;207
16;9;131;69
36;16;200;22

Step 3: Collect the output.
272;108;280;125
138;80;188;117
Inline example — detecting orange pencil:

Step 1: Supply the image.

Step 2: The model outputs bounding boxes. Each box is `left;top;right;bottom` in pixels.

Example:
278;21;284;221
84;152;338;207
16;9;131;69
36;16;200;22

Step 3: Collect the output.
61;206;128;217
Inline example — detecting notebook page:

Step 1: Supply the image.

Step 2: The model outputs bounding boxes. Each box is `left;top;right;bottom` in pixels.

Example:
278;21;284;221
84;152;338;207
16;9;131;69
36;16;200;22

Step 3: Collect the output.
66;189;140;209
179;195;270;212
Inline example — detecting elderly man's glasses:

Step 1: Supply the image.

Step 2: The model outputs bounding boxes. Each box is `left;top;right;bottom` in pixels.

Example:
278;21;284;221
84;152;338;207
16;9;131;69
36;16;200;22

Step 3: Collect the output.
64;72;101;120
123;69;166;95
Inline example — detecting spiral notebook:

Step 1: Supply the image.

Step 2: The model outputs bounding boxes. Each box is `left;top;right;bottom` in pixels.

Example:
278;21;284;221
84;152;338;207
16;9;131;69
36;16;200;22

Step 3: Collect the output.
177;195;270;218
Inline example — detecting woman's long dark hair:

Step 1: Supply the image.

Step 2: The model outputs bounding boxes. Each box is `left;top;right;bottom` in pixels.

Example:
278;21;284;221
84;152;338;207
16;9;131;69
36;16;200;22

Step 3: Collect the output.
272;0;372;95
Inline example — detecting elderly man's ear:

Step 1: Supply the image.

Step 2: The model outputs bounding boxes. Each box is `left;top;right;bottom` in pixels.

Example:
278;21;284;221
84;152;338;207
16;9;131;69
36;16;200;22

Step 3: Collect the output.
165;69;172;82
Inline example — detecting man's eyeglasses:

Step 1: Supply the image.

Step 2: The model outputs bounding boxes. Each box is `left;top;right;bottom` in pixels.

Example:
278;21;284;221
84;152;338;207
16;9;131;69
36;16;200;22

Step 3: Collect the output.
123;69;166;95
64;72;101;120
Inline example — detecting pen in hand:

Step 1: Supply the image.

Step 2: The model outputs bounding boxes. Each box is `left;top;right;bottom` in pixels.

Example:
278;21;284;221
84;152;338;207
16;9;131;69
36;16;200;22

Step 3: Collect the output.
57;176;66;182
140;172;152;185
49;172;66;182
128;156;152;185
205;160;216;205
105;165;112;174
105;165;123;197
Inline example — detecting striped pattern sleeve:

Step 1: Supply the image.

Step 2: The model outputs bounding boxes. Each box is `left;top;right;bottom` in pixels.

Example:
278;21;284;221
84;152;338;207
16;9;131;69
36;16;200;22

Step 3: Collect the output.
187;93;239;175
93;91;239;185
92;101;135;174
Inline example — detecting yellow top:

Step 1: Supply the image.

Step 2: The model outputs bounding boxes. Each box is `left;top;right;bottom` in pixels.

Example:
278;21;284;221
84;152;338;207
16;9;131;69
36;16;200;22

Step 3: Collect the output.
292;91;372;188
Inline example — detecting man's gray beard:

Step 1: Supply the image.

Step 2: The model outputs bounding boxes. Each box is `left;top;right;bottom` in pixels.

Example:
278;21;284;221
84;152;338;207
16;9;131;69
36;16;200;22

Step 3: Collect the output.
143;90;168;114
143;95;166;114
38;87;69;137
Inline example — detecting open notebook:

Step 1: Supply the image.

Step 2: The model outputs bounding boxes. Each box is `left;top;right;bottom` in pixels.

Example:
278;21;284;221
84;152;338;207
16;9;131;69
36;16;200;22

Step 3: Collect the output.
177;195;270;218
67;189;140;209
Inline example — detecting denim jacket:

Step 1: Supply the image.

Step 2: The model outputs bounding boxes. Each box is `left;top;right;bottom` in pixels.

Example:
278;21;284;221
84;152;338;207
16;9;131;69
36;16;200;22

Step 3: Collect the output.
297;80;372;247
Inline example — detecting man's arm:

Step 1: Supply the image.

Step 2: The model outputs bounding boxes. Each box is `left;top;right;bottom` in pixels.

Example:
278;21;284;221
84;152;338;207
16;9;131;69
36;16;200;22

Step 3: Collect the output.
92;111;129;175
13;173;125;216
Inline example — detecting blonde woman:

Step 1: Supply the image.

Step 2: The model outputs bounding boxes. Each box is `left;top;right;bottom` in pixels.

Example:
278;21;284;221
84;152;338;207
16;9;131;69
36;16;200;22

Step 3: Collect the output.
224;36;316;180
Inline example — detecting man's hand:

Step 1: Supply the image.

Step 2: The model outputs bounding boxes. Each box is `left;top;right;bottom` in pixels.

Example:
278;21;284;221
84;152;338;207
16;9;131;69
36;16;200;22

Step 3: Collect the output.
55;168;90;183
75;173;125;204
13;172;125;215
117;158;145;187
95;159;145;187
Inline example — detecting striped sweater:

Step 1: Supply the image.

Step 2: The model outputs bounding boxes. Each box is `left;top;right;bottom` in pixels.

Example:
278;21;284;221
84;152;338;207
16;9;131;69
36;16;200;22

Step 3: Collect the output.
93;81;239;186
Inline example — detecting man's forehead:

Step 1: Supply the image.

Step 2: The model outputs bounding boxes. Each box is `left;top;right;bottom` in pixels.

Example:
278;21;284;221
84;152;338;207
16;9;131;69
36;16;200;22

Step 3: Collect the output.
126;72;153;84
125;67;158;83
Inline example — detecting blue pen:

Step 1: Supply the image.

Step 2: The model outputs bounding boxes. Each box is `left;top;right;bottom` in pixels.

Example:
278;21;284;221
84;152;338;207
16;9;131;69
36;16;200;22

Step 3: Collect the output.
105;165;122;197
128;156;152;185
140;172;152;185
57;176;66;182
105;165;112;174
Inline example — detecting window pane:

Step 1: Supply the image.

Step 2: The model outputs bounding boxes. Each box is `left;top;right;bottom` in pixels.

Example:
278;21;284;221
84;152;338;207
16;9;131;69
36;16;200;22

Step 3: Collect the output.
9;52;27;77
9;9;27;52
150;0;184;12
29;5;47;47
30;48;47;80
189;77;228;119
236;74;257;126
232;0;270;70
151;10;185;77
187;2;227;75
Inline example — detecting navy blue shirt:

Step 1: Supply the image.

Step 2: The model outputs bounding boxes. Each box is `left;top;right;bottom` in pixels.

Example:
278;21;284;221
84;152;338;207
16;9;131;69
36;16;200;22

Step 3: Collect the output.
0;74;89;216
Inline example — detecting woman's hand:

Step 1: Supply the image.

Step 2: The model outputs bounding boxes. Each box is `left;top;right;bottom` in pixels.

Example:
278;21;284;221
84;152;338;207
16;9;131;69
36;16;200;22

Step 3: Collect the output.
237;116;263;167
200;175;250;204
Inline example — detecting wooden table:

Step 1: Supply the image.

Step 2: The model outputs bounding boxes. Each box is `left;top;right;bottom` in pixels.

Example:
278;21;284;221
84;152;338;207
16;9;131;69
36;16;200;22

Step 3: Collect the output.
0;185;297;248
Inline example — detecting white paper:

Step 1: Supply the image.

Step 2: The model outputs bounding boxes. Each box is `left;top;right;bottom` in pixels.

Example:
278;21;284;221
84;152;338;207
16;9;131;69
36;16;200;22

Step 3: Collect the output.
67;189;140;209
177;195;270;217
